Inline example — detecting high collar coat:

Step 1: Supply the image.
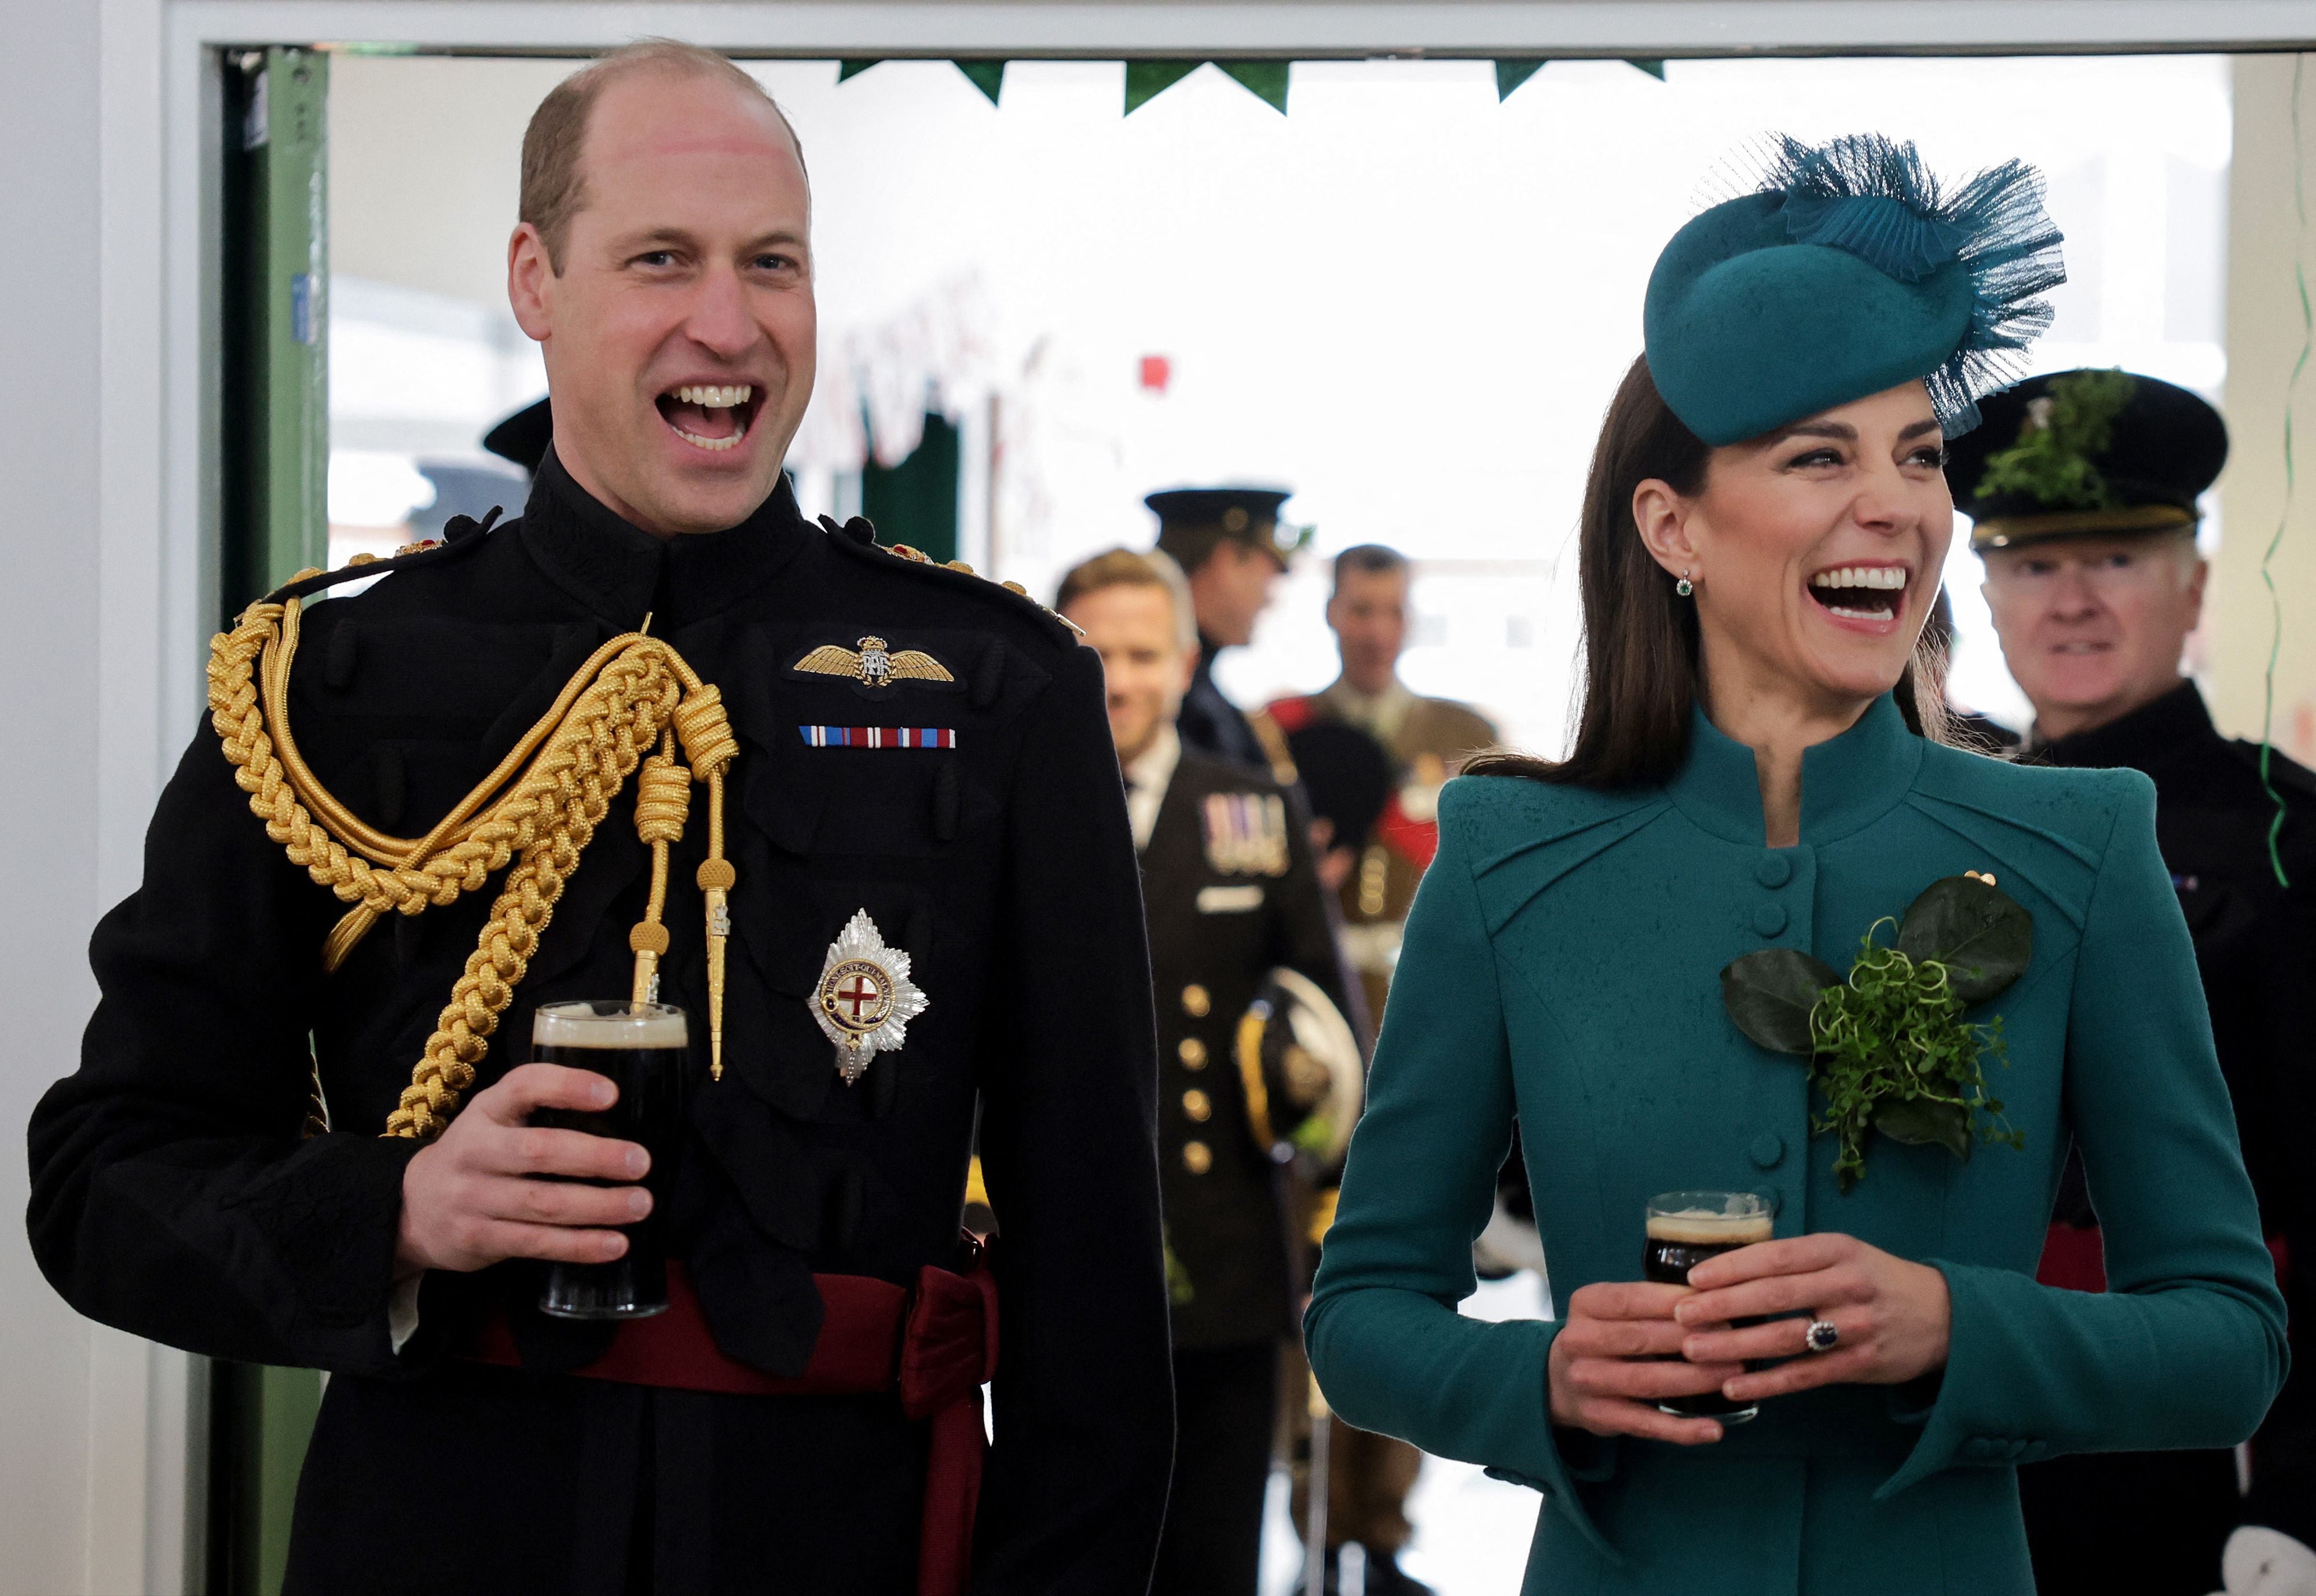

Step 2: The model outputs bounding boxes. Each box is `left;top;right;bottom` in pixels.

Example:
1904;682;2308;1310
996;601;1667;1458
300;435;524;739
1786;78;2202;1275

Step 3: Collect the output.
1305;696;2286;1595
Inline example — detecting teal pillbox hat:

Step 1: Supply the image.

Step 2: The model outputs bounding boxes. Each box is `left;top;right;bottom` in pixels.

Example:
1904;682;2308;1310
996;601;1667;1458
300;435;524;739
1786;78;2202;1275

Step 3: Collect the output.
1644;135;2066;446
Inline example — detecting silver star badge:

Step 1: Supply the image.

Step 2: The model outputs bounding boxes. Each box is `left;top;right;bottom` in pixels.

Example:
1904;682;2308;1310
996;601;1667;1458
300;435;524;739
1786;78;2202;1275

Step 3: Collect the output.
812;909;930;1084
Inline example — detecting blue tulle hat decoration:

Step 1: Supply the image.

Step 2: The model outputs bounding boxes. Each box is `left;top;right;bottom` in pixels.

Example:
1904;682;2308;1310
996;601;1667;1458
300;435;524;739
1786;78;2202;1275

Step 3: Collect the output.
1644;134;2066;446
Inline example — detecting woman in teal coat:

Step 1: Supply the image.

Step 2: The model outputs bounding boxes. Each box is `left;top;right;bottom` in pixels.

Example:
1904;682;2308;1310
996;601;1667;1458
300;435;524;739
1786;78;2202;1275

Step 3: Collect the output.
1304;134;2287;1594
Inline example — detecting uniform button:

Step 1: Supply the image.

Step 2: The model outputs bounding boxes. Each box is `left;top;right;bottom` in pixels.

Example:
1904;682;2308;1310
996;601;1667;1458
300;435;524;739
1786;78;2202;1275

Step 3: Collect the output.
1182;1089;1212;1122
1749;1132;1784;1169
1178;1037;1208;1070
1182;1141;1213;1175
1752;903;1787;937
1756;854;1793;889
1181;985;1211;1018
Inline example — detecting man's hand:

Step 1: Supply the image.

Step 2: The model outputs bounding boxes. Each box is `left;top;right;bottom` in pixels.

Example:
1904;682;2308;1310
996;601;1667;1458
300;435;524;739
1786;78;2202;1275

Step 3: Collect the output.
393;1063;651;1278
1547;1280;1739;1445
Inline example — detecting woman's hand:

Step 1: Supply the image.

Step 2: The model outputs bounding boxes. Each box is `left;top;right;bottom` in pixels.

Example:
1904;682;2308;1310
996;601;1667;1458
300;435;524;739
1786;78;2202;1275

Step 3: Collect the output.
1548;1281;1742;1445
1676;1232;1951;1404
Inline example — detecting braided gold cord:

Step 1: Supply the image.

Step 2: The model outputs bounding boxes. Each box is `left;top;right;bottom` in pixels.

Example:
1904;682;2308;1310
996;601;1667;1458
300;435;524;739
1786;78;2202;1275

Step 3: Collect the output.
207;592;738;1140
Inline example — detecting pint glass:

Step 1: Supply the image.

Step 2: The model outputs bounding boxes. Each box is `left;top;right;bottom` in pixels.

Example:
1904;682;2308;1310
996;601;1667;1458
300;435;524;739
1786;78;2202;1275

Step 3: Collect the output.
1643;1190;1774;1422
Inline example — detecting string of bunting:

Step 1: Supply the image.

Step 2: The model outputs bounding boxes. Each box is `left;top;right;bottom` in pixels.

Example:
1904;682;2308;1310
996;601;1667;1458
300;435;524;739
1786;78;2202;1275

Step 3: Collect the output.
834;56;1667;113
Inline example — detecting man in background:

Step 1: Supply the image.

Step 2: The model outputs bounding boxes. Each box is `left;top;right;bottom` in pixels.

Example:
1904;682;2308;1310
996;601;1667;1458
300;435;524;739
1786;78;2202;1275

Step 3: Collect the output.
1958;369;2315;1595
1059;549;1359;1596
1149;487;1309;779
1266;545;1498;1596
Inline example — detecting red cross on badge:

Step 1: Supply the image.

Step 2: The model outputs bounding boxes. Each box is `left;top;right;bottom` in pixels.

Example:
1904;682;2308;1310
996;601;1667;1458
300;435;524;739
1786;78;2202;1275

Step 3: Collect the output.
812;911;930;1084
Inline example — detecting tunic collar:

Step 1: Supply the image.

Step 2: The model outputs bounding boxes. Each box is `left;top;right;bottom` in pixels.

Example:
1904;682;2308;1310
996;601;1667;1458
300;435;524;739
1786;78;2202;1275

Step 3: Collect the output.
1668;692;1922;846
2032;680;2214;776
518;444;809;629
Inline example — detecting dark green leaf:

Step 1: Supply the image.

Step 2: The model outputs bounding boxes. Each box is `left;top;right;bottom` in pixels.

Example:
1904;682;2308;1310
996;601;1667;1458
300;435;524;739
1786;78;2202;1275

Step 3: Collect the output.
1874;1097;1973;1160
1494;60;1547;101
1721;949;1839;1055
1896;876;2032;1003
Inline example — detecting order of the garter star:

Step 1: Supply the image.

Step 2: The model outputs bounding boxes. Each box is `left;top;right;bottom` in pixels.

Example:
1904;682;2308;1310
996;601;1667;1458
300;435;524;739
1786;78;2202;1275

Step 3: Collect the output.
814;910;930;1084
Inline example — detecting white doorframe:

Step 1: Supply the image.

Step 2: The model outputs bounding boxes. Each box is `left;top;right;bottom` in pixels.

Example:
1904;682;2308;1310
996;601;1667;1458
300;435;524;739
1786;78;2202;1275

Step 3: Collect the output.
89;3;2316;1591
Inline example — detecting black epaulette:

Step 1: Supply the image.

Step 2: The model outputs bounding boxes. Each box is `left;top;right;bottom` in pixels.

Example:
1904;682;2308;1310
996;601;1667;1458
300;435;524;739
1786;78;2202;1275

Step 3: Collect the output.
263;506;507;606
815;514;1083;644
2225;737;2316;804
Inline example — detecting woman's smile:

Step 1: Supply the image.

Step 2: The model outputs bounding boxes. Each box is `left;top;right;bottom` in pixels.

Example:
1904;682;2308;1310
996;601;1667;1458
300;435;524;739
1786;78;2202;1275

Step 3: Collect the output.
1805;560;1914;633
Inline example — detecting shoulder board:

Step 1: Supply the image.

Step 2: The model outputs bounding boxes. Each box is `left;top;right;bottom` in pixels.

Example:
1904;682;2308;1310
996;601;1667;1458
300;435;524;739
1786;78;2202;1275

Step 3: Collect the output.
2225;737;2316;802
264;507;506;606
816;515;1083;643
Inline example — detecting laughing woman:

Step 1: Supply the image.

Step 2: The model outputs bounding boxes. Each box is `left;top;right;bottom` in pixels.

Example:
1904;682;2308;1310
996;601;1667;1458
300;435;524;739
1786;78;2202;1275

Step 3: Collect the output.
1303;136;2286;1594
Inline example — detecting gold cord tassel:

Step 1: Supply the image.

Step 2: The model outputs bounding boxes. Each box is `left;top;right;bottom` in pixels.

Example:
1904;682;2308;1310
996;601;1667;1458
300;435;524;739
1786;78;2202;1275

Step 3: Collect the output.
207;591;741;1139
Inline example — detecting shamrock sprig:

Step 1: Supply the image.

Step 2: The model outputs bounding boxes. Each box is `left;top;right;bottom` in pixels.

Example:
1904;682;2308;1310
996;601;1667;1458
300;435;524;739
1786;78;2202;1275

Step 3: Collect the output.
1721;874;2032;1190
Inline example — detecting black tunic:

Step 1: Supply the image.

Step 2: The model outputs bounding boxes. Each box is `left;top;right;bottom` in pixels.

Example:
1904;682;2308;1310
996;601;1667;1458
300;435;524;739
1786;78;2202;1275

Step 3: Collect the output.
1177;637;1273;776
2020;682;2316;1577
27;452;1175;1594
1139;747;1351;1351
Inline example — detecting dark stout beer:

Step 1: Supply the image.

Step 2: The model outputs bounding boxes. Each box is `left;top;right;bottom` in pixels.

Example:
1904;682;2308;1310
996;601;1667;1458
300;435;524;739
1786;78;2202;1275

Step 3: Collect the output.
530;1000;691;1320
1643;1193;1774;1421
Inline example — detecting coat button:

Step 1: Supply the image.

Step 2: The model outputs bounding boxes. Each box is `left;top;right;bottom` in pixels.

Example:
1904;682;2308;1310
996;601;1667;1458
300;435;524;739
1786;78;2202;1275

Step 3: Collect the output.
1182;985;1211;1018
1182;1141;1213;1175
1182;1089;1212;1122
1179;1037;1208;1070
1756;854;1793;889
1749;1132;1784;1169
1752;903;1787;937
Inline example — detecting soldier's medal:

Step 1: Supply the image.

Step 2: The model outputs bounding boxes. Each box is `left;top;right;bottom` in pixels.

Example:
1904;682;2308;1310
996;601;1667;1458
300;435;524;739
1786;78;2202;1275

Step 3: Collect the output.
792;636;955;690
1200;791;1291;877
812;909;930;1084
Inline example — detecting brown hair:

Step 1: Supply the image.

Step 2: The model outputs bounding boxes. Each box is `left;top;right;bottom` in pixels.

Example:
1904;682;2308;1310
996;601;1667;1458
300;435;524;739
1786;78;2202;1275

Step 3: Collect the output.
1055;548;1198;652
1466;355;1952;790
1332;543;1409;598
520;39;801;273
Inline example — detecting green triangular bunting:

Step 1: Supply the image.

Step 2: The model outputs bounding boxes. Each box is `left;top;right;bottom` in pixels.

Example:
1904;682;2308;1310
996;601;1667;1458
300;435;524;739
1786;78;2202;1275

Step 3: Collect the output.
838;60;880;82
1218;61;1289;113
1494;60;1547;101
954;60;1006;105
1626;58;1666;80
1125;60;1201;114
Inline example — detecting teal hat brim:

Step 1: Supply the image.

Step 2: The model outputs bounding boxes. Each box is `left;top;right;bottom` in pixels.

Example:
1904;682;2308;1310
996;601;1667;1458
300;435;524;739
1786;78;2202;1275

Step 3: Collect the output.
1646;194;1974;446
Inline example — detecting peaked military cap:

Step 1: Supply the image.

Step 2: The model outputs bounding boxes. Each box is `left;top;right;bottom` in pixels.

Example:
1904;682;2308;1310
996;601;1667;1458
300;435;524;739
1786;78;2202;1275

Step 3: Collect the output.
1145;486;1311;567
1947;368;2229;552
1644;134;2065;446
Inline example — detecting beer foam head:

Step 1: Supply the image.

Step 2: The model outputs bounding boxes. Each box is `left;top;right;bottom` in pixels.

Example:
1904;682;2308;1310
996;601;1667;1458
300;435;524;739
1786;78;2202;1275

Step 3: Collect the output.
533;1000;690;1050
1646;1208;1775;1246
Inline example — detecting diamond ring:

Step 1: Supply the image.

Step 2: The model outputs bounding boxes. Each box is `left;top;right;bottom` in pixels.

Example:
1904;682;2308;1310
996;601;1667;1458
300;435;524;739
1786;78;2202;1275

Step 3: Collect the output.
1804;1318;1841;1354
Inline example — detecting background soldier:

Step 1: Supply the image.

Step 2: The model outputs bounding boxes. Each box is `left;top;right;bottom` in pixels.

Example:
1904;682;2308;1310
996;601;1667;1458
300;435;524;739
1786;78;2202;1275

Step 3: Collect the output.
1266;544;1498;1596
1958;369;2315;1594
1058;549;1360;1596
1149;486;1311;778
27;43;1172;1594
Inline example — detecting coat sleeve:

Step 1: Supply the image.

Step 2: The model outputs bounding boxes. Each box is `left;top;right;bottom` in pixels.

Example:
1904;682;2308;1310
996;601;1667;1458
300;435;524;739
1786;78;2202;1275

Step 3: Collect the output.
1303;787;1621;1564
1879;772;2289;1497
26;720;420;1374
969;643;1174;1594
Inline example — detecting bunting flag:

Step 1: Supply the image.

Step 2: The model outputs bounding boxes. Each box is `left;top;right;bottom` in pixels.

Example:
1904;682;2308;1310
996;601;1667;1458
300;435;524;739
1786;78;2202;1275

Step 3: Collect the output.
833;56;1665;114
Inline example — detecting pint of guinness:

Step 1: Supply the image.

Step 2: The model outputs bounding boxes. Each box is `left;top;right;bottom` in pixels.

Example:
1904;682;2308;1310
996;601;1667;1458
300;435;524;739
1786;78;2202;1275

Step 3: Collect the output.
530;1000;691;1320
1643;1190;1774;1422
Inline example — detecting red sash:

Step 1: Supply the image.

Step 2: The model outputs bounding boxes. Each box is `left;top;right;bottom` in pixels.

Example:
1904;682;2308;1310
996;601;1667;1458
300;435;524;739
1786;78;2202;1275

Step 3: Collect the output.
462;1259;999;1596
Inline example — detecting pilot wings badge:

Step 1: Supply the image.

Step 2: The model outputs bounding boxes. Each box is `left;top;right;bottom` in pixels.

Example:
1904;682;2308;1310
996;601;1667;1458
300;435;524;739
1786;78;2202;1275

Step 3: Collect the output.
812;910;930;1084
792;636;954;690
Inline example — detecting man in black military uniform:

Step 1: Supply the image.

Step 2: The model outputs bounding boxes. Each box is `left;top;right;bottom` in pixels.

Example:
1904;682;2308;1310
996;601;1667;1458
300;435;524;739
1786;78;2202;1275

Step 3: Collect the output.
1057;549;1359;1596
1957;368;2316;1593
1148;487;1310;778
27;42;1172;1595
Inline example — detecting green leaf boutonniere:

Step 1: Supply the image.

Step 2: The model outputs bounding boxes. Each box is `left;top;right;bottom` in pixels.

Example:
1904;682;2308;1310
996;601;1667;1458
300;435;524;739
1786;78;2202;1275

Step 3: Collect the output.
1721;872;2032;1190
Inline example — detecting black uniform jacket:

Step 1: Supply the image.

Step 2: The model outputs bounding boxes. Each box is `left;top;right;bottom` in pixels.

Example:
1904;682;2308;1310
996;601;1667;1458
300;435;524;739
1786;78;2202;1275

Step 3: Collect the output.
1177;637;1271;776
28;451;1175;1594
1141;745;1351;1351
2036;681;2316;1544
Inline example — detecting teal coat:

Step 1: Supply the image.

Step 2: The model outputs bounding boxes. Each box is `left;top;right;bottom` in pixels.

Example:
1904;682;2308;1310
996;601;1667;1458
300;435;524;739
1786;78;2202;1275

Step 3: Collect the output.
1304;696;2286;1594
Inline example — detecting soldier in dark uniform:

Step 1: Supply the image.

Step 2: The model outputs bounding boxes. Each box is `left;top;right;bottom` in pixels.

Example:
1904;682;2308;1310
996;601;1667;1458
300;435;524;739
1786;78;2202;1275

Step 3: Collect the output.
1057;549;1360;1596
1956;368;2316;1593
27;43;1172;1595
1148;487;1312;779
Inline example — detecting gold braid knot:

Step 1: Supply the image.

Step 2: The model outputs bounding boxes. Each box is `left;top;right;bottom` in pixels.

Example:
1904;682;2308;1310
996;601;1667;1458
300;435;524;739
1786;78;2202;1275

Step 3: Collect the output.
207;588;738;1140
